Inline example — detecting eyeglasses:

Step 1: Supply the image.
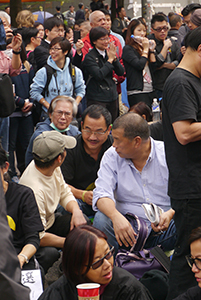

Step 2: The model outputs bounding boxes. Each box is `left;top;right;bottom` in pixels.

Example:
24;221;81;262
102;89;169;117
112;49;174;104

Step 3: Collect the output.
82;128;108;136
152;26;169;32
49;47;62;52
53;110;72;118
186;255;201;270
98;37;110;41
90;246;115;270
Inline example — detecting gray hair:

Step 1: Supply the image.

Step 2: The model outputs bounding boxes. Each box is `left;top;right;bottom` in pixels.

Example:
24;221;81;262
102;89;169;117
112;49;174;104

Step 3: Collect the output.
113;112;150;140
0;11;11;25
80;21;91;31
50;96;78;117
89;10;103;23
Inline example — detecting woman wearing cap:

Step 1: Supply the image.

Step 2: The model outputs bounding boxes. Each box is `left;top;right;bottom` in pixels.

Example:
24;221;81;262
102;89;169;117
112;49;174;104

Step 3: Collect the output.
38;225;152;300
30;37;85;120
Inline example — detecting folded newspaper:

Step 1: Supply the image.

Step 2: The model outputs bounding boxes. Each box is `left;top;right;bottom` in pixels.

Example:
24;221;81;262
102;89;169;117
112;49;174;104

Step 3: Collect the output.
141;203;164;226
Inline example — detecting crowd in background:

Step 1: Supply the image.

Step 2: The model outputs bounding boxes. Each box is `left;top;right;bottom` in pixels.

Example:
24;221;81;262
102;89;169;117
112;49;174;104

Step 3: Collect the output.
1;3;201;300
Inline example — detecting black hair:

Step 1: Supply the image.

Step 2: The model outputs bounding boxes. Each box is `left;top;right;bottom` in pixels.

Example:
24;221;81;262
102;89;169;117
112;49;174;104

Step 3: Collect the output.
151;13;168;27
89;26;109;47
181;3;201;17
0;146;8;169
113;112;150;140
21;27;39;47
189;227;201;245
78;3;84;9
184;26;201;50
100;8;111;17
44;17;64;31
117;6;123;15
169;14;182;28
50;37;71;53
62;225;107;285
82;105;112;128
33;151;65;169
129;102;152;122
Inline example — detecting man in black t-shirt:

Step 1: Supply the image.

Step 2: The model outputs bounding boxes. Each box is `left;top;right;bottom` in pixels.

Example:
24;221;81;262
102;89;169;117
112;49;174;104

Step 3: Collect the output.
61;105;113;216
163;27;201;300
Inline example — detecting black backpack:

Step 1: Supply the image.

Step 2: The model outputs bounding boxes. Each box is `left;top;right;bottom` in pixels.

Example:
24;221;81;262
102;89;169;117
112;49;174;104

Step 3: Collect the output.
32;63;76;125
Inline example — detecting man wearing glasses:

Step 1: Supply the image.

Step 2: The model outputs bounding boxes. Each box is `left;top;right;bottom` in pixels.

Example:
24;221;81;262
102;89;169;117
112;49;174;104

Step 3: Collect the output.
61;105;113;216
149;13;180;99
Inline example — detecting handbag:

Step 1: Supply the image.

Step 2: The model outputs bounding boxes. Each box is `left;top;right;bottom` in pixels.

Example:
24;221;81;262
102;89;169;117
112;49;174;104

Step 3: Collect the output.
0;73;15;117
115;245;170;280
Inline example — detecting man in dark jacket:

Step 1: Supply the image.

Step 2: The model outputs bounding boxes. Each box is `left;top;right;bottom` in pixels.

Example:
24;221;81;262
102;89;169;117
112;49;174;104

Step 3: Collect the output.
149;13;180;99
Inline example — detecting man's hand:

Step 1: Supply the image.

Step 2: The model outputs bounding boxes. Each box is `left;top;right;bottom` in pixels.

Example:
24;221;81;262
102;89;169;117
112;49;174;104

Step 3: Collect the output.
111;211;137;247
75;39;84;54
180;46;186;56
12;33;22;52
83;191;93;206
163;38;172;49
70;208;87;230
151;209;175;232
21;101;33;113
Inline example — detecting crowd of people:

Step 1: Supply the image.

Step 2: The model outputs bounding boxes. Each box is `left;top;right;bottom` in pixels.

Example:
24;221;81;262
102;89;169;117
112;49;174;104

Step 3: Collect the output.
1;3;201;300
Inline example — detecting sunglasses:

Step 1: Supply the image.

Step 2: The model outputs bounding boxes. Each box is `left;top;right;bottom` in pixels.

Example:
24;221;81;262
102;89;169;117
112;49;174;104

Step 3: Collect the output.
152;26;169;32
89;246;115;270
186;254;201;270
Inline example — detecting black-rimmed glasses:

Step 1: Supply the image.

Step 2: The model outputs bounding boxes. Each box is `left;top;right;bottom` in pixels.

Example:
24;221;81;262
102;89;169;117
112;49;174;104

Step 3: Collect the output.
186;254;201;270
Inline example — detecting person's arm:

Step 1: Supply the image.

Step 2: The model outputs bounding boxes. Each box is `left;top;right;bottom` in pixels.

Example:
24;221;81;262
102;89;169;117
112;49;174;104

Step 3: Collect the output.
151;208;175;232
68;184;93;206
66;200;87;230
123;45;148;71
40;232;65;248
18;244;37;268
96;197;136;247
172;119;201;145
74;67;85;104
159;38;172;60
11;33;22;70
30;67;48;105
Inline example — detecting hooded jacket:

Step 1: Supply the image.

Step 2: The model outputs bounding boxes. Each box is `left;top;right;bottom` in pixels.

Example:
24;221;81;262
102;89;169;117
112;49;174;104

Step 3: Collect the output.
30;56;85;112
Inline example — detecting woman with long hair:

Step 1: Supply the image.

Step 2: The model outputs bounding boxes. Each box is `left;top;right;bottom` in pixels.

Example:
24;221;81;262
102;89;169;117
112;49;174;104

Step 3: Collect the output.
38;225;152;300
122;18;156;108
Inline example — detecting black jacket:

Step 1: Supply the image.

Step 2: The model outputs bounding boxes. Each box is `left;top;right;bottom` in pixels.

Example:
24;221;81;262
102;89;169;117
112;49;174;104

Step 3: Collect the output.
122;45;156;92
82;47;124;102
38;266;153;300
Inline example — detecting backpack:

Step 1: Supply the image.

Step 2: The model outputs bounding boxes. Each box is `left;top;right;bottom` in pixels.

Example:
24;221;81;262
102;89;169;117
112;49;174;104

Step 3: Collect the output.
32;63;76;125
0;73;16;118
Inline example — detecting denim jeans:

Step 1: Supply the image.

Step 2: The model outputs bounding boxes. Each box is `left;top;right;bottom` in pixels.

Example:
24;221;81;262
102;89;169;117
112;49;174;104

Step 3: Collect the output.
0;117;9;152
93;211;176;254
166;198;201;300
57;199;95;217
9;115;33;177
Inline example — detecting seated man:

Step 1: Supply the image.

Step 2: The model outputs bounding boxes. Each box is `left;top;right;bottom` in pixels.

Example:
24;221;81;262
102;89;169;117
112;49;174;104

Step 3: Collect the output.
93;113;176;252
20;131;87;273
61;105;113;216
25;96;80;166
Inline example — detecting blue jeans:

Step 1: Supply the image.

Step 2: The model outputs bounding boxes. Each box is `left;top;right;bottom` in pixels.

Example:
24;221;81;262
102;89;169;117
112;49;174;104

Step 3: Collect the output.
57;199;95;217
0;117;9;152
93;211;176;253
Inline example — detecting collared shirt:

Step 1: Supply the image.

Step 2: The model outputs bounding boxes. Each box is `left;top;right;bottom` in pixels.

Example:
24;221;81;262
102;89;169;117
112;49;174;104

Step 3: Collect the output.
93;138;171;232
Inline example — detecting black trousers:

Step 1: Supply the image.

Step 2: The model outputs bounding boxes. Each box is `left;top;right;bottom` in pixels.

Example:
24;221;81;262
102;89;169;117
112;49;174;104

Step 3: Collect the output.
87;98;119;123
128;91;156;109
166;198;201;300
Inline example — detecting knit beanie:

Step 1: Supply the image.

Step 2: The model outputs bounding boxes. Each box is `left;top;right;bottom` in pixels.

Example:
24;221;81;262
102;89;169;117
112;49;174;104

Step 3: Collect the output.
190;8;201;26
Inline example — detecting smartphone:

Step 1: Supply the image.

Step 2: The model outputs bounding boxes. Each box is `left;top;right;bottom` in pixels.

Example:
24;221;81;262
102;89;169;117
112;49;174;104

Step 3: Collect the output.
74;30;81;43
